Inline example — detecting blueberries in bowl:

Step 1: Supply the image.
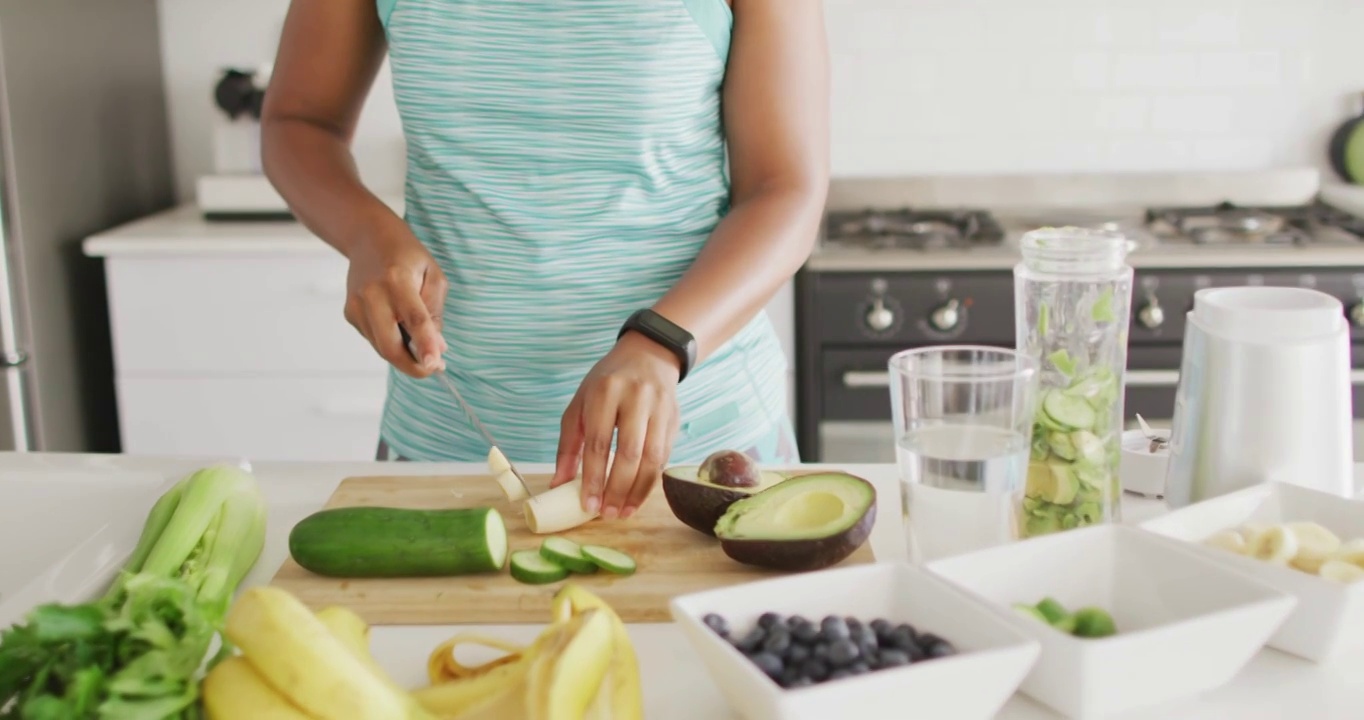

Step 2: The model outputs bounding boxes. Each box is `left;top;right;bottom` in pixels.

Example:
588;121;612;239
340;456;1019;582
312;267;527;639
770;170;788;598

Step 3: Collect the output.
712;611;959;688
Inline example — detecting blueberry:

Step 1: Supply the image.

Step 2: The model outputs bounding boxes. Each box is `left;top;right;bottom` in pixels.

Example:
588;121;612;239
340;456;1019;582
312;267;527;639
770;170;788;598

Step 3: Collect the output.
800;658;830;682
762;627;791;655
925;639;957;658
889;626;918;653
878;649;911;667
917;632;943;646
895;622;919;640
859;645;879;667
779;666;802;687
758;612;784;629
827;669;852;681
750;651;784;679
702;613;730;636
811;642;830;662
854;625;878;649
786;644;810;664
819;616;850;642
827;638;860;666
790;619;820;644
848;662;871;675
785;614;809;629
870;618;892;635
734;627;766;653
788;676;814;688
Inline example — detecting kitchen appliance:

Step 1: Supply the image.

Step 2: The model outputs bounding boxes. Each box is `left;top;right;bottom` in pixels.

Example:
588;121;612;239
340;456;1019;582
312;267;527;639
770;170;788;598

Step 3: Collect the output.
795;170;1364;465
269;471;875;623
0;2;174;451
196;66;294;221
1163;286;1354;507
1328;92;1364;185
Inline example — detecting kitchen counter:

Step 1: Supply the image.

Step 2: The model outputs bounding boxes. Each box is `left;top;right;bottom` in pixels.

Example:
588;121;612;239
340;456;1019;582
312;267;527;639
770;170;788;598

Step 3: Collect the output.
2;452;1362;718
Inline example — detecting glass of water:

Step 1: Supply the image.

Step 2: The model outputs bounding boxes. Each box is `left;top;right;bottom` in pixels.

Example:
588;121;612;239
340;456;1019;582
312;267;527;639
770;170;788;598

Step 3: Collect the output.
889;345;1039;563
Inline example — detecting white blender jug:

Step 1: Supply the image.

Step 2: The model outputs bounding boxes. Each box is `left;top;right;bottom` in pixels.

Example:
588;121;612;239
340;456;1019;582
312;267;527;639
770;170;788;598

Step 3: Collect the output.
1164;286;1354;507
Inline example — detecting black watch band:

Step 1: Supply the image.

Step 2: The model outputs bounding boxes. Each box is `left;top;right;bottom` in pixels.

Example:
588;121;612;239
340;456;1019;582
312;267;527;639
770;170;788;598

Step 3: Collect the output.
617;308;697;382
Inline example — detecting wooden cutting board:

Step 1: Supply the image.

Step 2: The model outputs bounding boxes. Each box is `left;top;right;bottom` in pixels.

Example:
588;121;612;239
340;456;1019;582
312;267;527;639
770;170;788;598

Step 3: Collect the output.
270;471;875;624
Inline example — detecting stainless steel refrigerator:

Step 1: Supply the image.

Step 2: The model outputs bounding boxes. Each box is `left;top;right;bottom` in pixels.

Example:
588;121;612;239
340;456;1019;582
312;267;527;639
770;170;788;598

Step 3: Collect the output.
0;1;174;451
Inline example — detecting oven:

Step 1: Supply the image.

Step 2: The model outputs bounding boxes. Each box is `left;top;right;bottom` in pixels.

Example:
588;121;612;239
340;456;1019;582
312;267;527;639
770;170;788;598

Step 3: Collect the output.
795;266;1364;464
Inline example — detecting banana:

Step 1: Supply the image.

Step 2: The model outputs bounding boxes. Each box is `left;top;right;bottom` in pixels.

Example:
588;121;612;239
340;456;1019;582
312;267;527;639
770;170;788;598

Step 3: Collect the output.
1287;521;1342;574
1331;537;1364;566
529;609;615;720
1203;530;1247;555
1236;523;1268;545
552;584;644;720
226;586;431;720
1246;525;1298;565
414;660;531;717
202;656;313;720
316;605;370;657
1319;559;1364;584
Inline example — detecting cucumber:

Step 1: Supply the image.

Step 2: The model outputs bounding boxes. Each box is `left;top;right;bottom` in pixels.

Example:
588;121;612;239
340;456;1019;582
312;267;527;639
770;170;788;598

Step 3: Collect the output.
1042;390;1096;430
581;545;636;575
510;549;569;584
289;506;507;578
539;537;597;574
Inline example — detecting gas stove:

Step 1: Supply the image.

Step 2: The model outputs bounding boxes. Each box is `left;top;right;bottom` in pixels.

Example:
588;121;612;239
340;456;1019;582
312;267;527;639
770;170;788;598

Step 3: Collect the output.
795;173;1364;464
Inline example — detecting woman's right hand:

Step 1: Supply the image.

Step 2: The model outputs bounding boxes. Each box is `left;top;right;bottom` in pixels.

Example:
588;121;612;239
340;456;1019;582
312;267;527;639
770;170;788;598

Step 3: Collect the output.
343;223;450;378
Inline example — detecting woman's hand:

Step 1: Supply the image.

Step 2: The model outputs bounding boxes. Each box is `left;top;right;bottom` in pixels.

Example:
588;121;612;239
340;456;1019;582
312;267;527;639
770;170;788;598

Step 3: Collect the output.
553;332;682;520
343;221;449;378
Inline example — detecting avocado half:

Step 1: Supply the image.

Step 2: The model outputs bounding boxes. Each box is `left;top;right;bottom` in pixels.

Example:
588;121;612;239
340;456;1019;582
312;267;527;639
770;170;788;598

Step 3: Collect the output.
713;472;876;572
662;450;786;536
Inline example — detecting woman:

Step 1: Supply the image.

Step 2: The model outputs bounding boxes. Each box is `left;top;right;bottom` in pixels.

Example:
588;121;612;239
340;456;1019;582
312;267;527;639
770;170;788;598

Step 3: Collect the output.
260;0;829;521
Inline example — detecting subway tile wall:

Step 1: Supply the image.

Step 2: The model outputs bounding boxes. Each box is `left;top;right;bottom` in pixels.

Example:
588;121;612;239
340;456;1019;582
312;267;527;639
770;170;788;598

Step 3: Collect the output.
824;0;1364;177
159;0;1364;200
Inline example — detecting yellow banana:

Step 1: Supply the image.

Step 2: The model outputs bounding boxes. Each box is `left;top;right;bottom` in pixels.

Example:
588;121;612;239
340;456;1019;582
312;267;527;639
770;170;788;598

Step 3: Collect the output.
551;584;643;720
201;656;313;720
315;605;370;657
226;586;432;720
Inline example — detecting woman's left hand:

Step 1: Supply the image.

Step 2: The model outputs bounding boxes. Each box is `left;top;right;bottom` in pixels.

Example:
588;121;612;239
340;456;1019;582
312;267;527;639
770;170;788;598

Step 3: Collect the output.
552;332;681;520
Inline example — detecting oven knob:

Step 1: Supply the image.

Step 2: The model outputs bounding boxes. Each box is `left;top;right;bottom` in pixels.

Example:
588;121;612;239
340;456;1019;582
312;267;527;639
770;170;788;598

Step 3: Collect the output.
1349;301;1364;328
929;299;962;332
1137;299;1165;329
866;298;895;332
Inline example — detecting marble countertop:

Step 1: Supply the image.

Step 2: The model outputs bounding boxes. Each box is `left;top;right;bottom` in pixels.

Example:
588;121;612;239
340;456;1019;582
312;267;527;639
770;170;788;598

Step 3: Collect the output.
1;451;1362;718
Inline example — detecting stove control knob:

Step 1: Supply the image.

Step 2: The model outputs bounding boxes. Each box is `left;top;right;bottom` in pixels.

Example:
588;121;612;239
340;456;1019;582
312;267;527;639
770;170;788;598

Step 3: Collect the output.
1349;301;1364;328
866;298;895;332
1137;299;1165;329
929;299;962;332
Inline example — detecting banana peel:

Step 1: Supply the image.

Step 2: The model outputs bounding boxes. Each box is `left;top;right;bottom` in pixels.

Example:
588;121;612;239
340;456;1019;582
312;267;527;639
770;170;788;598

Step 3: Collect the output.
202;656;313;720
316;605;370;656
427;633;529;684
551;584;643;720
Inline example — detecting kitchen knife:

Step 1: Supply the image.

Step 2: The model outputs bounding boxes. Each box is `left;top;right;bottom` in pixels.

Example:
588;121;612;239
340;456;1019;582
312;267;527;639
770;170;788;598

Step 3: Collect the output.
397;325;533;500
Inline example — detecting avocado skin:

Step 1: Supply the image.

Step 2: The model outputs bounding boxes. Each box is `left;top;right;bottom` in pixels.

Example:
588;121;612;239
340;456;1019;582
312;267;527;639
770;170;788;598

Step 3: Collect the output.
717;501;876;572
662;474;750;536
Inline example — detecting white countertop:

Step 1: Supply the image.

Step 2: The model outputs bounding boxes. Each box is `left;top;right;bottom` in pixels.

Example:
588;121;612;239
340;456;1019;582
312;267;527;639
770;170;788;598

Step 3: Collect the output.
2;451;1362;719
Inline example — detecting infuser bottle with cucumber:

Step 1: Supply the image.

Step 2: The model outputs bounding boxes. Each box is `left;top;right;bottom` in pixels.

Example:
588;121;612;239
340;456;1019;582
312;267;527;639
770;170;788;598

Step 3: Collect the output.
1013;226;1134;538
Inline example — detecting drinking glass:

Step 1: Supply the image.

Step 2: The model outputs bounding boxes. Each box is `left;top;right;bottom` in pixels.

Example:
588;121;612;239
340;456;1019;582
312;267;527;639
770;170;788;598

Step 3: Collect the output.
889;345;1039;563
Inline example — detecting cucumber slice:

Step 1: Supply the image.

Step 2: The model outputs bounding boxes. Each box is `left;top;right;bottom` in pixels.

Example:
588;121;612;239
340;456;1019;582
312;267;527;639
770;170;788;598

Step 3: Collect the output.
581;545;637;575
509;549;569;584
1042;390;1096;430
539;536;597;574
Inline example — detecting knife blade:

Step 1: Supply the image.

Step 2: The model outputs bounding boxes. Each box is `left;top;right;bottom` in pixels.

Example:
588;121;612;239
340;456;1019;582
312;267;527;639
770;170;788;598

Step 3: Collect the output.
397;325;533;499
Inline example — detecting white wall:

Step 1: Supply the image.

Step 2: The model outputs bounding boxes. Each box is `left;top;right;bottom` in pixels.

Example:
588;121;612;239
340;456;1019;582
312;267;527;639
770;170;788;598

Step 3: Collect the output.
160;0;1364;199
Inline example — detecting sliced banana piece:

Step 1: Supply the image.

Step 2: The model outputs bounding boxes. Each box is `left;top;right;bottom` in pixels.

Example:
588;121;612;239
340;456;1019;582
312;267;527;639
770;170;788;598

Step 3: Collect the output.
1203;530;1247;555
1287;521;1342;574
488;446;511;474
1330;538;1364;567
1236;523;1269;544
1319;559;1364;584
1247;525;1298;565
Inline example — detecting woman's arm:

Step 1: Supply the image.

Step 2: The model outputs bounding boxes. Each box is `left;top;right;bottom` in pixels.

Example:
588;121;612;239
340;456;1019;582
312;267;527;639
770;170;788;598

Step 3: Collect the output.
650;0;831;360
262;0;447;376
555;0;830;518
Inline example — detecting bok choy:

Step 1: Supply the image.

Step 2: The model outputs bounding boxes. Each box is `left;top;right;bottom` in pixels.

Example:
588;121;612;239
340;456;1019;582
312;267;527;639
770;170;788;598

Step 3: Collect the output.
0;465;267;719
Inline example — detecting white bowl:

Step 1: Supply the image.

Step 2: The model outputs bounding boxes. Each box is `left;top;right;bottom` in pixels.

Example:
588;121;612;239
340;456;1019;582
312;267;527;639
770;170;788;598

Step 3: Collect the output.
1140;481;1364;662
925;525;1295;718
669;563;1040;720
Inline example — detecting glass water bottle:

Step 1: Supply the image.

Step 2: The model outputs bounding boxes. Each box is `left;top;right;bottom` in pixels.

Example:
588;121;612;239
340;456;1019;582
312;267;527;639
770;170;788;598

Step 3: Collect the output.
1013;227;1134;538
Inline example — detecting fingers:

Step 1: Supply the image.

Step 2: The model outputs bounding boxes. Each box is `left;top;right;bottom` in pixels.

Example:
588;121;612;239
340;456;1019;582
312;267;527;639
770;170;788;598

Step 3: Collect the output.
418;265;450;335
621;410;673;518
391;279;445;373
600;387;651;520
552;394;585;488
578;388;618;516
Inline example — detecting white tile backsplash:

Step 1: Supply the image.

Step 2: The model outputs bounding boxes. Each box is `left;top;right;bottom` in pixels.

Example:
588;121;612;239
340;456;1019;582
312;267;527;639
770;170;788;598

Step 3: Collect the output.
159;0;1364;196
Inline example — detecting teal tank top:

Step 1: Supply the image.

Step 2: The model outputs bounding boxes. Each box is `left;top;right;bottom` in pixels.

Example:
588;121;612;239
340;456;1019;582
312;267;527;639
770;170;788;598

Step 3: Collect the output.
376;0;795;464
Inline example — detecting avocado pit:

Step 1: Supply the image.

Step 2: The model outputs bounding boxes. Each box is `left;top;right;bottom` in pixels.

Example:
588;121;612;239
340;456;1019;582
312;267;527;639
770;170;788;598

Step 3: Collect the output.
662;450;786;536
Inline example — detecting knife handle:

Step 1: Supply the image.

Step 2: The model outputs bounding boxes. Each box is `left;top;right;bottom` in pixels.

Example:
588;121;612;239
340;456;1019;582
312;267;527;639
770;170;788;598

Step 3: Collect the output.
396;324;423;364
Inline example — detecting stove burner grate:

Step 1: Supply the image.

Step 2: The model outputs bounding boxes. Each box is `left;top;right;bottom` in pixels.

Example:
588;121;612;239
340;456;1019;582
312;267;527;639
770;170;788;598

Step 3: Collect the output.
824;207;1005;251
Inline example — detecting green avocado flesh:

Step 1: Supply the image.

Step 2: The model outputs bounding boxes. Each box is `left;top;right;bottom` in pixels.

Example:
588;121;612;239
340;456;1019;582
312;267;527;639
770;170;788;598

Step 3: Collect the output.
713;472;876;572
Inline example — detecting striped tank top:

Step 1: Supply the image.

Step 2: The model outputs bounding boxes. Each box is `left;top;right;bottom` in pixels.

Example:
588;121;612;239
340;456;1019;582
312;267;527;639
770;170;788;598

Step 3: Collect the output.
375;0;797;464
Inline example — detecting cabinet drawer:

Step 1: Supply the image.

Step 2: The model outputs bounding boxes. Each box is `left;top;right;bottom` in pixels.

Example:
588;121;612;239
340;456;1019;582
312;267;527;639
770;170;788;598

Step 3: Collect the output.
104;254;385;374
116;375;388;461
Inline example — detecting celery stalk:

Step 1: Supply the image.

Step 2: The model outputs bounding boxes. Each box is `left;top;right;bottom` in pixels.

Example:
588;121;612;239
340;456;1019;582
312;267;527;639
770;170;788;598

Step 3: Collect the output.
195;489;267;610
140;466;257;580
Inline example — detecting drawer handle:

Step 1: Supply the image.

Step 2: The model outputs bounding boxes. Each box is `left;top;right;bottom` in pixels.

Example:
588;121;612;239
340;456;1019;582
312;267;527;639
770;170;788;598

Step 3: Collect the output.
1125;370;1180;387
843;371;889;388
314;398;384;418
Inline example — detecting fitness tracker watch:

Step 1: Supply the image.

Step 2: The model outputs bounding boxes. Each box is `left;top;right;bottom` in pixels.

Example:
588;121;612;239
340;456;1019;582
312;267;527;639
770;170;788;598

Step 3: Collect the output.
617;308;698;382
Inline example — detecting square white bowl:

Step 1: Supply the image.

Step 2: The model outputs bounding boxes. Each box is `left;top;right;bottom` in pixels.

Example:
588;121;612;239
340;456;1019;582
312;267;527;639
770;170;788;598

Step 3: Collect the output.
669;563;1040;720
925;525;1295;718
1140;481;1364;662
